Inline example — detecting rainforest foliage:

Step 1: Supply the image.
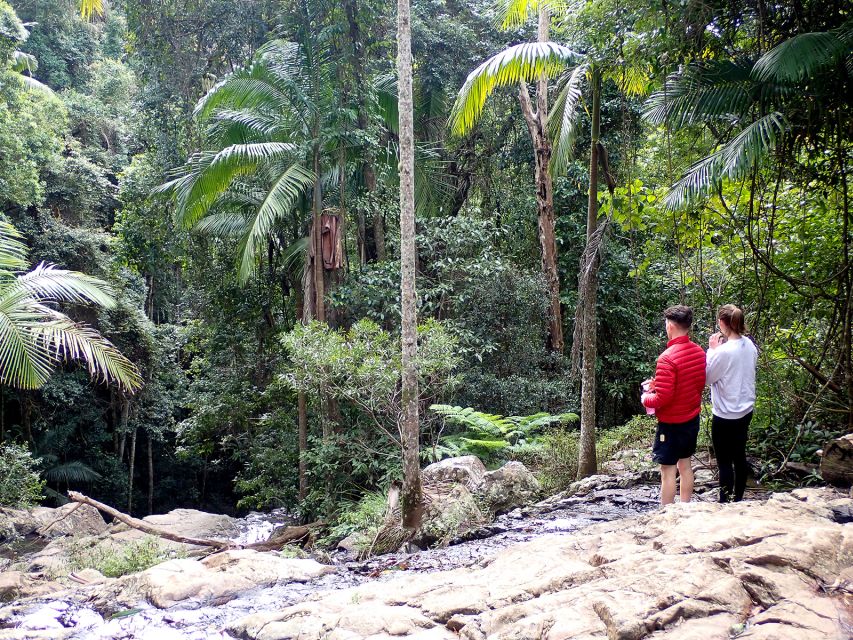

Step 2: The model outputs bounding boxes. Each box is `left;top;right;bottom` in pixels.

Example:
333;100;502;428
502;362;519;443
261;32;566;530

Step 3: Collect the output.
0;0;849;517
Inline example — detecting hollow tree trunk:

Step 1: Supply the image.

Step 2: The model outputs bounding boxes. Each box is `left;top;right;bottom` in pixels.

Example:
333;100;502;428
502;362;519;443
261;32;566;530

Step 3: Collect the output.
518;6;563;353
577;68;602;479
397;0;423;531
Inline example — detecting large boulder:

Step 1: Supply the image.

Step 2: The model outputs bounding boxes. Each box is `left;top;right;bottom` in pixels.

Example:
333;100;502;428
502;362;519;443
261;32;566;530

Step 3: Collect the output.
109;508;238;548
88;548;335;611
31;504;107;539
479;461;540;515
422;456;486;491
0;504;107;543
227;488;853;640
418;484;485;546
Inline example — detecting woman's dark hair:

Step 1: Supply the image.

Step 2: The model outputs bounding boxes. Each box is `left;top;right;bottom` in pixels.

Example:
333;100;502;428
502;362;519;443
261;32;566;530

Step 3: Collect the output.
718;304;746;335
663;305;693;329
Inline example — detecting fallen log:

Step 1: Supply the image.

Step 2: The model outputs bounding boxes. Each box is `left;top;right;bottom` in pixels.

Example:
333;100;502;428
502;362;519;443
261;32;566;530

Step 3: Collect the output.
244;521;323;552
67;491;231;550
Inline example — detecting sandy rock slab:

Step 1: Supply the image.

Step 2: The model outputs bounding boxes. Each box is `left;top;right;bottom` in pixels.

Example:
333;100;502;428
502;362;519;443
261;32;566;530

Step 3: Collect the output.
228;488;853;640
88;548;335;611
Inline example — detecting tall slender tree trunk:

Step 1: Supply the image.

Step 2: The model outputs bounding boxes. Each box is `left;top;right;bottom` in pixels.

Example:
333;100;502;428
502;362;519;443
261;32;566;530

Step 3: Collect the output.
344;0;379;266
312;145;326;324
397;0;422;531
518;6;563;353
577;68;602;478
127;426;137;514
147;431;154;515
297;391;308;501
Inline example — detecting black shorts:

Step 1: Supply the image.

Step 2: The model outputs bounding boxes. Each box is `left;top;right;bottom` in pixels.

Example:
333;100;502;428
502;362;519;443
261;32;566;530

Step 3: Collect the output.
652;415;700;465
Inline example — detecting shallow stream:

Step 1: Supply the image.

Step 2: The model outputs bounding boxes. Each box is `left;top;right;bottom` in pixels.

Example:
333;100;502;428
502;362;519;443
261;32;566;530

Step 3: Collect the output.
3;483;662;639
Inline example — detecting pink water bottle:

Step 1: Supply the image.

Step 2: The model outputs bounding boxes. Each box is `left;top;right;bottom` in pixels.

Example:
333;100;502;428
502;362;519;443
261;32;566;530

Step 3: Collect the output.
641;380;655;416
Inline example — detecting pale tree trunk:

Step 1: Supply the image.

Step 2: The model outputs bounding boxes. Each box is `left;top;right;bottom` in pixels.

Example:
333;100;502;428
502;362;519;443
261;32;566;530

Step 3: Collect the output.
397;0;423;531
147;431;154;515
577;68;602;478
518;6;563;353
127;426;137;514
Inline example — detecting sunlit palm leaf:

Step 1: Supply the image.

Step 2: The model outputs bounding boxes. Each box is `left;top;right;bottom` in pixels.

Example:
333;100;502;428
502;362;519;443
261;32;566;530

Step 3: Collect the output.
548;64;585;175
449;42;580;136
497;0;568;29
0;291;55;389
0;222;30;275
752;24;853;83
664;112;787;209
80;0;103;20
36;315;143;392
14;264;115;307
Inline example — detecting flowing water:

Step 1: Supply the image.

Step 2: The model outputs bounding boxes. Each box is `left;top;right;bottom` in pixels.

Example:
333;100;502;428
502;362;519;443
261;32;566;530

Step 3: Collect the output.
2;482;663;639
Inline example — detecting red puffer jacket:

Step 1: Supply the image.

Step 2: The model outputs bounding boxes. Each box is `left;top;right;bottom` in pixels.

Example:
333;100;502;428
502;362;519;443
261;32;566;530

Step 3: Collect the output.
642;335;706;423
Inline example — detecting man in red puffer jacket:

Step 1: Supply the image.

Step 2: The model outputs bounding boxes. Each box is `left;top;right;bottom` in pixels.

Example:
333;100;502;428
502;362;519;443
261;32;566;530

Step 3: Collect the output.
641;305;706;505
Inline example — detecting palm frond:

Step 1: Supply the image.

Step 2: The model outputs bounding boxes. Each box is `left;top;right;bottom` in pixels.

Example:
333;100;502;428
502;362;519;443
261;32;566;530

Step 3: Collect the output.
235;163;316;282
193;211;251;238
35;316;143;392
374;73;399;135
14;264;116;307
752;26;852;83
0;221;31;275
11;51;37;74
497;0;568;29
80;0;103;20
643;61;755;127
280;237;309;279
607;62;650;97
548;64;586;175
0;290;55;389
449;42;580;136
160;143;296;229
44;461;102;484
664;112;787;209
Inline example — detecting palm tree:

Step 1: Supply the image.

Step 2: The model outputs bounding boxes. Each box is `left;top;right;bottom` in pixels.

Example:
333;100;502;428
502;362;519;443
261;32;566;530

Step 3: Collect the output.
0;221;142;392
450;0;577;352
450;0;649;477
643;21;853;209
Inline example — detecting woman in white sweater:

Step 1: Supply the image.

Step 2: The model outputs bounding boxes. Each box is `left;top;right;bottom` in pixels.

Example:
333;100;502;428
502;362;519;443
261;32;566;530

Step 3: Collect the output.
706;305;758;502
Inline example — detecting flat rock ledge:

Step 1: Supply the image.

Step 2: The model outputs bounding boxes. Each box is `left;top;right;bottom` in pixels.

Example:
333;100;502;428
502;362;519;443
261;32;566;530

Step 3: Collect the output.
229;488;853;640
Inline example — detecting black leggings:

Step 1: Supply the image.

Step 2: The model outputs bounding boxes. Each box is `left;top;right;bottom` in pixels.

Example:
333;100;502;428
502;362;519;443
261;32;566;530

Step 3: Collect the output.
711;411;753;502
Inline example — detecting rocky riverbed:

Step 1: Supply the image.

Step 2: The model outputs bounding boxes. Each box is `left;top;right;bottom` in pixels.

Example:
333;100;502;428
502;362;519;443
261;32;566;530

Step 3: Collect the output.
0;470;850;639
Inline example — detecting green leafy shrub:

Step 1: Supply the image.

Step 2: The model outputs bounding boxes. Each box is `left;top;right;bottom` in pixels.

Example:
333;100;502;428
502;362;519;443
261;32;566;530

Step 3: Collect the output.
538;414;657;493
429;404;578;467
0;443;44;508
324;491;387;548
68;536;179;578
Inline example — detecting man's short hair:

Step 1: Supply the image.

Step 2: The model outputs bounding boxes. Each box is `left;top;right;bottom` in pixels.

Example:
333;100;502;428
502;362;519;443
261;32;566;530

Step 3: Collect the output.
664;305;693;330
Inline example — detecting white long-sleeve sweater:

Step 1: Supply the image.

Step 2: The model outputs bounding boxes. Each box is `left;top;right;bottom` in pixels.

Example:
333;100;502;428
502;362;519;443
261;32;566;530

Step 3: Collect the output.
706;336;758;419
